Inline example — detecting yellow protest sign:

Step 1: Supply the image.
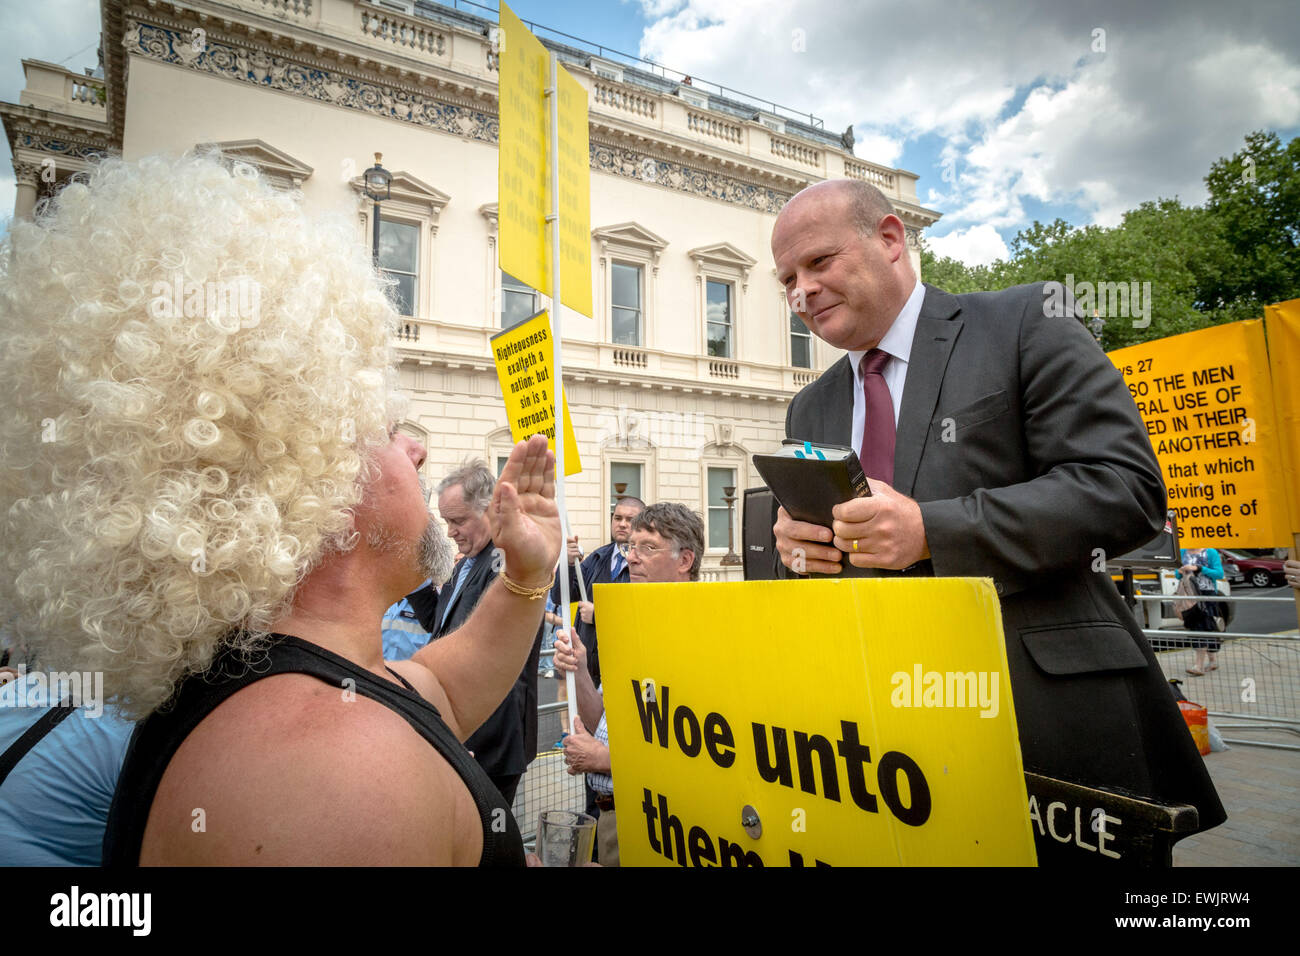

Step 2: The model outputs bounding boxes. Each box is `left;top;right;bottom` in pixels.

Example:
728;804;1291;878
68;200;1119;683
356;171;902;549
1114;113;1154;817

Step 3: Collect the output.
497;3;593;317
490;311;582;476
1109;321;1291;547
1264;299;1300;534
556;67;593;317
597;578;1036;866
498;3;549;296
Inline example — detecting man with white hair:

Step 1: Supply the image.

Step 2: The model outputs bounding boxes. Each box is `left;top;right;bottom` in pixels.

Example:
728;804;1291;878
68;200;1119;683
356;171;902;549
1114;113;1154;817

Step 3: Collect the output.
0;154;560;865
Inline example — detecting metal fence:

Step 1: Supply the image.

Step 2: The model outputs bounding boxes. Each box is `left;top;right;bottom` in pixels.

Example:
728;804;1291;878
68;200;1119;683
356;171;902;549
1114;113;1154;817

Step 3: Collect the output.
510;648;587;844
1134;593;1299;751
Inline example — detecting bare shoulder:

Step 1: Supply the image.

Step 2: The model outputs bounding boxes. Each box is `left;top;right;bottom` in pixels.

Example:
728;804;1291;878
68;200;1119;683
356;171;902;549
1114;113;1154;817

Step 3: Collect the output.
140;673;483;865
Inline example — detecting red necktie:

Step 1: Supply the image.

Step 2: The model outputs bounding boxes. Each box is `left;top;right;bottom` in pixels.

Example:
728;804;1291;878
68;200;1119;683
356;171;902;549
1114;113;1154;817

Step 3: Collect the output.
859;349;895;486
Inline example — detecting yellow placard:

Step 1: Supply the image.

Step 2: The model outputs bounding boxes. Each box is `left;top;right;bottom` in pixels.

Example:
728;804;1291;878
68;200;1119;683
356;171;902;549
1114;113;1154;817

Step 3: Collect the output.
597;578;1037;866
1108;321;1291;547
490;311;582;476
556;67;593;318
497;3;593;317
498;3;549;296
1264;299;1300;533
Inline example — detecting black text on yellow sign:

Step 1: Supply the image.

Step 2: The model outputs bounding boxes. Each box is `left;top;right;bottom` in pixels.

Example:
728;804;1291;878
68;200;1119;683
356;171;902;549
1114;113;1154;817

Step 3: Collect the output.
490;311;581;475
1108;320;1290;547
597;579;1037;867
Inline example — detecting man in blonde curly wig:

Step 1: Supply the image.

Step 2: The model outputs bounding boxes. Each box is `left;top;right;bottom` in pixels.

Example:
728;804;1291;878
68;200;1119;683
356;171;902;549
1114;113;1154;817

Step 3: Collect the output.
0;154;561;865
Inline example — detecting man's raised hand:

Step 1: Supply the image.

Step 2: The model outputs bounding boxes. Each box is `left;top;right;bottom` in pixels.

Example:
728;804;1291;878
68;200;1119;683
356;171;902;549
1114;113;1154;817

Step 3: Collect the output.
491;435;561;587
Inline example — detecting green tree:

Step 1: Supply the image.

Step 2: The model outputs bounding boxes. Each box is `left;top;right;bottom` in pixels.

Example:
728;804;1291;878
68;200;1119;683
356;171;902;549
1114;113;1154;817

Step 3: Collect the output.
917;132;1300;349
1200;131;1300;316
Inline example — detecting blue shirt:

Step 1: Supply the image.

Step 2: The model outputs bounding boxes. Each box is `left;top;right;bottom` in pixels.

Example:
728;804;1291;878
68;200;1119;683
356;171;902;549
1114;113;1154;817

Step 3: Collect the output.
382;596;432;661
0;672;134;865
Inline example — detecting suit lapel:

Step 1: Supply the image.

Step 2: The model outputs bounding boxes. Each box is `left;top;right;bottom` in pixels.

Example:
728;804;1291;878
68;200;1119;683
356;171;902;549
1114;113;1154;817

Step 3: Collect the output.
824;357;855;445
893;286;964;497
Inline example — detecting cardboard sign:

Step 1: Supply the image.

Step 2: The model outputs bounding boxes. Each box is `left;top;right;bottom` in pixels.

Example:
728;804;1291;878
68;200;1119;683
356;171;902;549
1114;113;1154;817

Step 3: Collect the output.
1264;299;1300;533
497;3;592;317
597;578;1037;866
1109;320;1291;547
490;311;581;475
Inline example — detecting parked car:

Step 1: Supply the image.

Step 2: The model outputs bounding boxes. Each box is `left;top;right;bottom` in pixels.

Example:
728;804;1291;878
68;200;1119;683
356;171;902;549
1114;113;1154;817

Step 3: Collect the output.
1220;549;1287;588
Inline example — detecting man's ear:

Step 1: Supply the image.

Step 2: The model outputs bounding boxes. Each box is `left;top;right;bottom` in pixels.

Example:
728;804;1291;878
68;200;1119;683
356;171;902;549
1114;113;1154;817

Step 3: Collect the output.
677;547;695;578
877;213;907;262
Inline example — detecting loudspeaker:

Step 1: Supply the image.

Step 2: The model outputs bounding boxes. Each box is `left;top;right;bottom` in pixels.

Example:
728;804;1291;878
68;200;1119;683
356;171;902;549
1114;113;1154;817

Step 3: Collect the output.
742;486;780;581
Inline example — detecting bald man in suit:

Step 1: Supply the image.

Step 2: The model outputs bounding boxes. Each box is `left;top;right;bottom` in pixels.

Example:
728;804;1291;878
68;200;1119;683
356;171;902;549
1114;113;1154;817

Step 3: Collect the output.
770;180;1224;853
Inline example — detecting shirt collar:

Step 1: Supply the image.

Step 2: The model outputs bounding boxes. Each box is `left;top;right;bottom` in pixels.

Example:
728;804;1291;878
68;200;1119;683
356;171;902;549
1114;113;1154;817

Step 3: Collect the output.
849;280;925;380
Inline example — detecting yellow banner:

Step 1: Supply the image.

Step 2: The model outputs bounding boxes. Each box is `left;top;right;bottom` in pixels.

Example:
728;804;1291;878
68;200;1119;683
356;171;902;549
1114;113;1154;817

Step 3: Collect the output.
490;311;582;476
597;578;1037;866
497;3;593;317
1264;299;1300;533
498;3;549;296
1109;321;1291;547
556;67;593;317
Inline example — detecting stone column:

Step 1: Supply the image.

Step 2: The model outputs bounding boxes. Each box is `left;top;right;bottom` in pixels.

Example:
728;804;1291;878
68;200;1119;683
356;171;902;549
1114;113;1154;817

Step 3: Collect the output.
13;162;40;221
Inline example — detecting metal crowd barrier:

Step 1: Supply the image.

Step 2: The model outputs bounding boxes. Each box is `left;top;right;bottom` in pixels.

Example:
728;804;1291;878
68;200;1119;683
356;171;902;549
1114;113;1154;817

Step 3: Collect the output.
1131;594;1299;751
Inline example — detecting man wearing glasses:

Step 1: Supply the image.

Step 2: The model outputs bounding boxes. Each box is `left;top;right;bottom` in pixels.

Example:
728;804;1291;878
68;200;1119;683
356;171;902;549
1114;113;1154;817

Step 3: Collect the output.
553;503;704;866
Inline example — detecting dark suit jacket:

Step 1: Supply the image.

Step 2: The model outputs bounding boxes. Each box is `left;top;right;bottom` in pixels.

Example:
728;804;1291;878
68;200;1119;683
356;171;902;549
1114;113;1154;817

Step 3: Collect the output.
784;282;1224;831
551;541;630;686
429;542;541;778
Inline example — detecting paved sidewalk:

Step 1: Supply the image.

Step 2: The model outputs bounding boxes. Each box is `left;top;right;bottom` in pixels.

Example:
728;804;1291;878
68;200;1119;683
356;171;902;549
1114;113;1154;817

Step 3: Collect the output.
1171;724;1299;866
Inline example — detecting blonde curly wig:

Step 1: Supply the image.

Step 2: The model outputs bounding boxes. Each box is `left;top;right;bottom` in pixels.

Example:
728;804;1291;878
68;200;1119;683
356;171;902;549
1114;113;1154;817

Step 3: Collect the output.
0;153;407;719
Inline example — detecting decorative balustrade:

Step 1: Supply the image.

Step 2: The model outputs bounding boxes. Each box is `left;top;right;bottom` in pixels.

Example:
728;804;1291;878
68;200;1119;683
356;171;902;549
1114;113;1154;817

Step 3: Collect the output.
708;359;740;380
770;135;819;167
687;111;742;144
67;77;104;107
594;82;656;119
613;347;648;369
792;369;818;387
359;6;446;57
845;159;896;190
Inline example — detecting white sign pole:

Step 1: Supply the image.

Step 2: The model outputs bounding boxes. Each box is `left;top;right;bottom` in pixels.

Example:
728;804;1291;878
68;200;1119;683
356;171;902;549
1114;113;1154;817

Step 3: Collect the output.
544;51;579;729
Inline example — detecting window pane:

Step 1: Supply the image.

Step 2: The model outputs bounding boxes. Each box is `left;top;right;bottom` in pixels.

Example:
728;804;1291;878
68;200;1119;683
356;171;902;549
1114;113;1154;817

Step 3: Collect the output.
706;280;730;325
791;333;811;368
502;271;537;330
496;456;510;476
611;263;641;309
707;467;735;549
612;306;640;346
384;272;416;317
610;462;642;510
706;280;731;358
708;467;735;505
707;321;731;358
378;219;418;273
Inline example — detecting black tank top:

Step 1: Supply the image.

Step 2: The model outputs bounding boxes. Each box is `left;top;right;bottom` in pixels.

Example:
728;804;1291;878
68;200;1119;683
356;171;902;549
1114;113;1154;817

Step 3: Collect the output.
103;634;524;866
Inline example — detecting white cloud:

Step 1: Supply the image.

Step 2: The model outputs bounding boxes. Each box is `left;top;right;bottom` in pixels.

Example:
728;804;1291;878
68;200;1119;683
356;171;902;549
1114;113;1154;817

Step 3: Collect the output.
634;0;1300;234
927;225;1010;267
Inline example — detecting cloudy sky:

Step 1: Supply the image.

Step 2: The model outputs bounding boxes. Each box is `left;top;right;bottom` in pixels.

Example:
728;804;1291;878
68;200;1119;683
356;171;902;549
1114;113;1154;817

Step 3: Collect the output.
2;0;1297;264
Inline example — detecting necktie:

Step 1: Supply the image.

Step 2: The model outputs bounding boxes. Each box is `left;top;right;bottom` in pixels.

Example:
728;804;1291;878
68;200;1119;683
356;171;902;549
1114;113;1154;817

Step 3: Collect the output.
859;349;896;485
439;555;475;630
611;548;627;580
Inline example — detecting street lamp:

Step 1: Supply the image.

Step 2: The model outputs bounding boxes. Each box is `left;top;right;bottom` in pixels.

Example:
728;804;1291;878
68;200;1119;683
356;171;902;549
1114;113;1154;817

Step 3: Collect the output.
1088;309;1106;345
363;152;392;267
721;485;742;566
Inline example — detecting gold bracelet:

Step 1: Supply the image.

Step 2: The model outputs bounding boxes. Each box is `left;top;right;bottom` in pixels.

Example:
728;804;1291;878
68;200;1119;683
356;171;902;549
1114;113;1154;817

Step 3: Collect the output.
499;570;555;600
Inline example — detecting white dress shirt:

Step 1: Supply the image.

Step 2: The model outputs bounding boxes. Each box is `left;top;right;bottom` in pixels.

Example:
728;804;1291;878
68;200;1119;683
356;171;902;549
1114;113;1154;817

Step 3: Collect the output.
847;280;925;463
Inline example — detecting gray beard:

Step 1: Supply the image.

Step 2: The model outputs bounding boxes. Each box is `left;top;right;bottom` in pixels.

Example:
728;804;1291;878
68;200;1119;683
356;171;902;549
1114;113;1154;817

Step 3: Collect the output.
367;511;457;588
419;513;457;587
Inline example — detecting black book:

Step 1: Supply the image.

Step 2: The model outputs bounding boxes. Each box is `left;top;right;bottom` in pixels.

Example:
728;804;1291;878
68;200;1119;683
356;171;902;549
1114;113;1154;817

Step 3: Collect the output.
751;441;871;528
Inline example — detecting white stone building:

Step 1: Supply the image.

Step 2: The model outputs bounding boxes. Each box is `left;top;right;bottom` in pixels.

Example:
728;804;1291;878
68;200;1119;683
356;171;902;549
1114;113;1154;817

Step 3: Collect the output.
2;0;940;574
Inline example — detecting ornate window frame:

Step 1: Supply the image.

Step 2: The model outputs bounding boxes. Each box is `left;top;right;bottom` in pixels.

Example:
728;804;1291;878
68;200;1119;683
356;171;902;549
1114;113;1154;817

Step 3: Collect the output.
593;222;668;349
349;170;449;321
689;242;756;360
